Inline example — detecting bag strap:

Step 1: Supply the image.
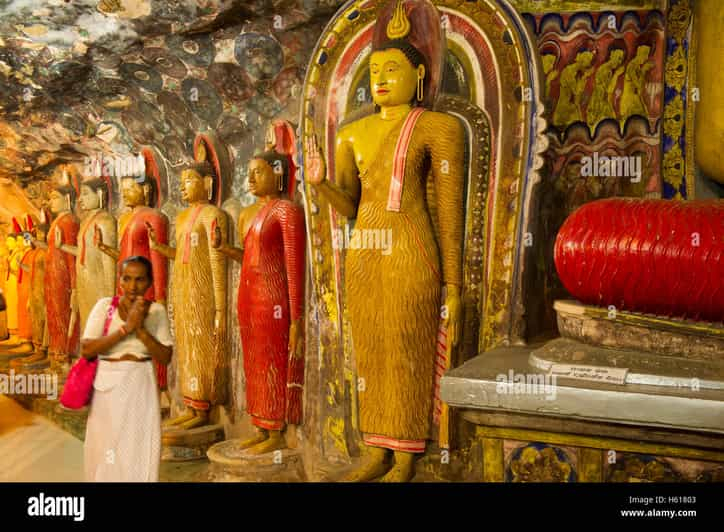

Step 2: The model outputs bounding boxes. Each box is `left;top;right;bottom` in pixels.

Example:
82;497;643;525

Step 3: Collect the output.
102;296;120;337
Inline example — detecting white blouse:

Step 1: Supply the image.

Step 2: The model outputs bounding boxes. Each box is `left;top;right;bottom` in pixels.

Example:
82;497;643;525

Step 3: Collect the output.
82;297;173;359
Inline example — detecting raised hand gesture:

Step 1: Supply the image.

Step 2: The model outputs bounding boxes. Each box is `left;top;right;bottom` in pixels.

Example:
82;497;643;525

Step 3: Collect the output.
304;135;326;186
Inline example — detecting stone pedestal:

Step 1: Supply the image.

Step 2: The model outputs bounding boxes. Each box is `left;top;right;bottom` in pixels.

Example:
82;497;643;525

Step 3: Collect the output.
441;346;724;482
440;299;724;482
161;424;225;462
0;343;34;371
206;439;305;482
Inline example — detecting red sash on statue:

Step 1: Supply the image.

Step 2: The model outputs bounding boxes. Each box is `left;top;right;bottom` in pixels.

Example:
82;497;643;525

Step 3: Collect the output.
386;107;425;212
181;205;205;265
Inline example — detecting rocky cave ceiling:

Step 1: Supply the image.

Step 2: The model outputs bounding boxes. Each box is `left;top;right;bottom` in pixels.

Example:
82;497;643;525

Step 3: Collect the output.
0;0;344;230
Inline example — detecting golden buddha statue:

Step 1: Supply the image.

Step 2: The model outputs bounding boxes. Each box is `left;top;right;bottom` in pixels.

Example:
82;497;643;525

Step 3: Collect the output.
58;178;117;332
1;228;22;344
0;233;8;341
305;0;464;482
0;219;33;352
149;160;229;430
12;212;50;370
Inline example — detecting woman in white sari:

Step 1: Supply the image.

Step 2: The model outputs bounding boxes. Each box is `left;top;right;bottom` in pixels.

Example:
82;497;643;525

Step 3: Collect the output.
81;255;172;482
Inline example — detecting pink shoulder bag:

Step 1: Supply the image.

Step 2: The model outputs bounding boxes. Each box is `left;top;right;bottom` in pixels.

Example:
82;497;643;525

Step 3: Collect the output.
59;296;119;409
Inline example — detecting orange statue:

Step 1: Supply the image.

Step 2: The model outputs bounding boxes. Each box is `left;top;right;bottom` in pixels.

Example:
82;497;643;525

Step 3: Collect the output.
13;212;50;370
305;0;464;481
0;218;33;352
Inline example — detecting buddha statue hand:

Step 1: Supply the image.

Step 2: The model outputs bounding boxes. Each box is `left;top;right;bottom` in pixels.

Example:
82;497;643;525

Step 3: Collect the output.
213;309;227;352
145;221;159;250
288;317;304;360
304;135;326;185
210;224;222;249
93;224;103;248
443;284;462;349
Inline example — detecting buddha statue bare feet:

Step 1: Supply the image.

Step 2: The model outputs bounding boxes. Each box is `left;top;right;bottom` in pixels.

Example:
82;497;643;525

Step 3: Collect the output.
378;451;416;482
238;428;270;450
340;446;391;482
179;409;209;430
164;408;197;428
246;430;286;455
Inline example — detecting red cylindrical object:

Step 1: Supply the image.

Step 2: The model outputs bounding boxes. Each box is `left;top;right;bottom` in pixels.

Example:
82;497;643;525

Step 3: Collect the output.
554;198;724;322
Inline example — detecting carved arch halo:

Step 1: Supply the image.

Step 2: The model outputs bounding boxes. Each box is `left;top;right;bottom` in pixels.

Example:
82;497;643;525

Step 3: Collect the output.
301;0;547;353
193;132;232;207
141;146;169;209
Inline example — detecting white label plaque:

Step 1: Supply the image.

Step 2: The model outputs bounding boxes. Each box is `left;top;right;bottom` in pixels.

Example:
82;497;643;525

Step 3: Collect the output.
549;364;628;385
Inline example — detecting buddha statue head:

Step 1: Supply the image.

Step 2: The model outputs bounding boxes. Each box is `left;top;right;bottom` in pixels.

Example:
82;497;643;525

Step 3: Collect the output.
371;0;443;110
180;161;215;204
121;175;154;209
79;179;109;212
51;165;79;215
248;151;290;199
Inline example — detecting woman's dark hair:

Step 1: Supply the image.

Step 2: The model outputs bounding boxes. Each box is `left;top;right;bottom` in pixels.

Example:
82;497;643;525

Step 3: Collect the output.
120;255;153;281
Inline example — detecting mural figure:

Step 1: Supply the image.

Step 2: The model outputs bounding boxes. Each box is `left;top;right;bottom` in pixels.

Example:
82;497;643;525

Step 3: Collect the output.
620;45;653;123
552;49;595;128
587;47;626;130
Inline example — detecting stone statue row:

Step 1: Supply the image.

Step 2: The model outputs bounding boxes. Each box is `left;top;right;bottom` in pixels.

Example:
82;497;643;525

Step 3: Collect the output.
1;135;305;457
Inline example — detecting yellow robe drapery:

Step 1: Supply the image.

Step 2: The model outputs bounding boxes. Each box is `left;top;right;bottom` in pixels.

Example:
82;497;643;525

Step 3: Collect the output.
346;110;464;448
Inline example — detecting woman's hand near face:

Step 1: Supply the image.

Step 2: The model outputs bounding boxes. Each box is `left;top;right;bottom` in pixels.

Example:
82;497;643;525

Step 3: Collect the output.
124;297;149;333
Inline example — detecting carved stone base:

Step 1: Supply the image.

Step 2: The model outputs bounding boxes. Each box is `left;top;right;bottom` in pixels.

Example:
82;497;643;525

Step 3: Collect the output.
530;337;724;390
206;439;305;482
555;300;724;361
0;346;34;371
161;424;225;462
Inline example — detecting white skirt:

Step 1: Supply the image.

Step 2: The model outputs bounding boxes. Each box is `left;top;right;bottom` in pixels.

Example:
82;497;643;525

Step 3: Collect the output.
84;360;160;482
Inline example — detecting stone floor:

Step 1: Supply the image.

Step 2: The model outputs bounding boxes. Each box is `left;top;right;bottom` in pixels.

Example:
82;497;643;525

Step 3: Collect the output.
0;394;214;482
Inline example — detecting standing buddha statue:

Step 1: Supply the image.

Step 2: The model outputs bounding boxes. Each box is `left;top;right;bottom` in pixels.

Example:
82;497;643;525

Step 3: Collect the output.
58;177;117;332
212;149;306;454
305;0;464;482
45;168;81;379
0;218;33;352
149;159;229;430
13;212;51;369
95;170;170;392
